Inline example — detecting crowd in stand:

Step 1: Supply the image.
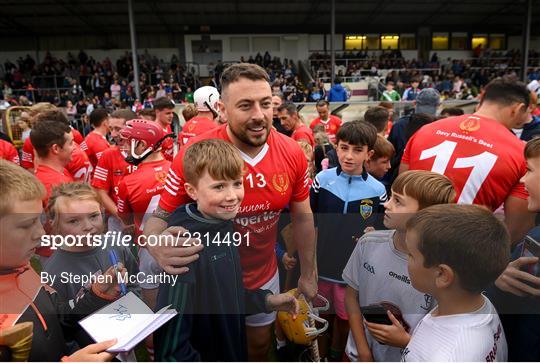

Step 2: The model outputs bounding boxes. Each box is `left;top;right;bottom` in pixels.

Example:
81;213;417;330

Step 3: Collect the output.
1;64;540;362
4;47;540;109
1;50;200;108
310;48;540;100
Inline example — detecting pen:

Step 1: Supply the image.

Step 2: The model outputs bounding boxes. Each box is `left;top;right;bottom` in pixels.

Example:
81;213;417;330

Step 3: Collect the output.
108;249;128;296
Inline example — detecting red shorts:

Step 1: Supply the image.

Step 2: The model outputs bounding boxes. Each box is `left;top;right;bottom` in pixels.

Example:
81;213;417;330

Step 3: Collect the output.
317;279;349;320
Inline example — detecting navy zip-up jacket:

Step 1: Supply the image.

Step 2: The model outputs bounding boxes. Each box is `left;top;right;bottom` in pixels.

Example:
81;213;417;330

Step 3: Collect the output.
311;166;387;282
155;203;271;362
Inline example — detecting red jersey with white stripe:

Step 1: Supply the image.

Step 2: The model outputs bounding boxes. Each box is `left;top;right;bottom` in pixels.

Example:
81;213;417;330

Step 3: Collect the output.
91;146;136;203
117;159;170;234
160;125;310;289
21;128;83;169
0;139;19;165
159;124;175;162
402;114;528;211
179;116;217;145
309;115;342;144
21;137;34;169
21;138;91;181
71;128;84;145
68;144;92;182
292;124;315;148
83;131;110;168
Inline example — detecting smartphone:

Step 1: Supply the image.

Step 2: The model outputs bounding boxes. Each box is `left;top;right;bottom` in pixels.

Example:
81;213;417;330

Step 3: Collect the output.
361;304;392;325
521;235;540;277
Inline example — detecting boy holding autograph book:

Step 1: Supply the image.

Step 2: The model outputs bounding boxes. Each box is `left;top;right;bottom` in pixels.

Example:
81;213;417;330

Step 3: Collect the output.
0;159;122;361
155;139;299;361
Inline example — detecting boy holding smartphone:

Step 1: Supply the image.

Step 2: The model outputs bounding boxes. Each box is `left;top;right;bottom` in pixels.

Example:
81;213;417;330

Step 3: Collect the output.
342;170;455;361
488;137;540;360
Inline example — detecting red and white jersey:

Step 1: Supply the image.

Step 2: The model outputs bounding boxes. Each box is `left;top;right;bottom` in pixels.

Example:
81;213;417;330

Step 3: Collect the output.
21;138;91;181
67;143;92;182
179;116;217;145
0;139;19;165
91;146;136;203
292;124;315;148
402;114;528;211
159;124;175;162
71;128;84;145
34;165;74;257
34;165;74;205
83;131;110;168
21;137;34;169
117;159;170;234
309;115;342;143
160;124;310;289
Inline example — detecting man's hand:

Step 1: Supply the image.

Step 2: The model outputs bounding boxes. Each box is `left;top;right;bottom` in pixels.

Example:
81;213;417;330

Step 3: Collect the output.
282;252;297;270
146;226;204;275
495;257;540;297
297;273;318;302
364;311;410;348
94;264;127;297
68;339;117;361
266;293;299;318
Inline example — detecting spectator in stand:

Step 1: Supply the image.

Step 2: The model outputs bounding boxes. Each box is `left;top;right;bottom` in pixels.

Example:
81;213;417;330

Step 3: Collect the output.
132;98;143;113
65;100;77;122
402;77;421;101
16;114;32;142
110;79;121;99
327;78;348;102
184;87;194;103
310;85;324;102
76;98;87;116
380;81;401;102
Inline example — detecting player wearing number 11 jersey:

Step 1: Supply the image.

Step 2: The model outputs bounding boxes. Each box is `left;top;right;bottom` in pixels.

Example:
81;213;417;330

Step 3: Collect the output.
402;113;527;210
401;78;534;242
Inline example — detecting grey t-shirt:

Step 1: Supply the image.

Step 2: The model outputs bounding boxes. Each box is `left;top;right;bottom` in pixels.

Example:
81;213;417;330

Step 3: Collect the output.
342;230;435;362
43;243;140;306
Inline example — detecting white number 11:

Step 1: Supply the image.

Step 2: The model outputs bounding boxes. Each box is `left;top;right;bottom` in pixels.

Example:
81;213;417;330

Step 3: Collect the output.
419;140;498;204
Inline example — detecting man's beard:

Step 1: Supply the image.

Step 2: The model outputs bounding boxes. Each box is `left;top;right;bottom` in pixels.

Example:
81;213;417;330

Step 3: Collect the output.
229;121;270;148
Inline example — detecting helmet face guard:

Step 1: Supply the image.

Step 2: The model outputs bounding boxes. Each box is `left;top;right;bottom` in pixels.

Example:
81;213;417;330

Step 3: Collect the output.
277;289;330;346
124;133;175;166
204;100;219;119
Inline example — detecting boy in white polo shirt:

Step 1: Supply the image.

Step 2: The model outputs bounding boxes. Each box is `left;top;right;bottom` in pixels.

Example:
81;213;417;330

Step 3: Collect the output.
402;204;509;361
342;170;455;361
